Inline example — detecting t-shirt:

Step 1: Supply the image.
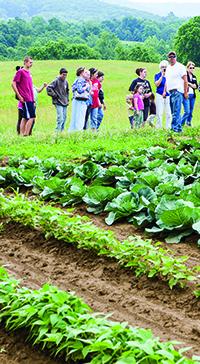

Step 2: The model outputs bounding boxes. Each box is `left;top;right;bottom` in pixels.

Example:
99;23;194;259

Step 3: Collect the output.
13;68;34;102
91;78;101;109
133;93;144;111
154;72;169;96
187;72;198;96
129;77;152;106
165;62;186;93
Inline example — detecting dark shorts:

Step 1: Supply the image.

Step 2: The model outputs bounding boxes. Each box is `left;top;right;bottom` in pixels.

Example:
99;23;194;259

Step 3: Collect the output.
22;102;36;120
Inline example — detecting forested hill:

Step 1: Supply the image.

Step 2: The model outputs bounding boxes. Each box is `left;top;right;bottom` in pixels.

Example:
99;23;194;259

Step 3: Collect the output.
0;0;165;21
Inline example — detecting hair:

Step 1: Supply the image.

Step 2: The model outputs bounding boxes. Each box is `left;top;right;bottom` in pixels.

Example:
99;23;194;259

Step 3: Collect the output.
76;67;85;76
97;71;104;78
89;67;98;77
133;84;143;94
16;65;21;71
159;60;168;69
23;56;32;64
136;68;145;76
59;68;68;75
187;61;195;68
150;93;155;101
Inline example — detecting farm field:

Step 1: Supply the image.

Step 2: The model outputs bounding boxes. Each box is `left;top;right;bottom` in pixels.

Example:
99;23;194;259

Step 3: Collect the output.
0;59;200;363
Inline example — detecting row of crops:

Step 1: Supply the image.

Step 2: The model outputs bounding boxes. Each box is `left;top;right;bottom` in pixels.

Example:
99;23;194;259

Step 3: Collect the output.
0;193;199;290
0;138;200;363
0;266;200;364
0;141;200;243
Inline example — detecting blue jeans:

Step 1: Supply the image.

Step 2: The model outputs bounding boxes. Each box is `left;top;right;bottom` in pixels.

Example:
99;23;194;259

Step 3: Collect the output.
187;94;195;126
97;107;104;129
90;108;98;129
181;97;190;126
55;104;67;131
169;91;182;132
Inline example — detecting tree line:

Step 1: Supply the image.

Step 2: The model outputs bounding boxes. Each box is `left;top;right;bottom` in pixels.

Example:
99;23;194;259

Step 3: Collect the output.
0;15;198;64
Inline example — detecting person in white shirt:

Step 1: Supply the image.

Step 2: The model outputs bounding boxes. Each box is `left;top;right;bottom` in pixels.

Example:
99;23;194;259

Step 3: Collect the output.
165;51;188;132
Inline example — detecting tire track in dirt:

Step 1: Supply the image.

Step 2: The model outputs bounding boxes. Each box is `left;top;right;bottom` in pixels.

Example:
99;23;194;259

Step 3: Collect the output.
0;223;200;359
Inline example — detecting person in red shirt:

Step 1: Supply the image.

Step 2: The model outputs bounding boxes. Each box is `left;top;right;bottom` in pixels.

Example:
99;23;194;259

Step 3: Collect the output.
84;68;101;132
12;56;35;136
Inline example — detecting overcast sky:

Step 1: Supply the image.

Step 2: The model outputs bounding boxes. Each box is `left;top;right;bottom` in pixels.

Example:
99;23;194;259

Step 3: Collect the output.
106;0;200;16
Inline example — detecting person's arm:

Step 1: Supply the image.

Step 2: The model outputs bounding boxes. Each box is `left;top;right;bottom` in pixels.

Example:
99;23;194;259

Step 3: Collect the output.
129;79;136;93
36;82;48;93
134;96;139;113
182;75;188;99
154;73;164;87
144;81;152;98
46;79;57;97
11;81;24;102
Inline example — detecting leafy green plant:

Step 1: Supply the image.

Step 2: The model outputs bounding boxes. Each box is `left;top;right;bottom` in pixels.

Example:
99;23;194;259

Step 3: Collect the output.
0;267;198;364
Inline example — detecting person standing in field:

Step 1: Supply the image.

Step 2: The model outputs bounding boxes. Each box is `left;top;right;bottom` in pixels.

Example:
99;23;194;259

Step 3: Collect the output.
154;60;171;129
83;68;101;131
12;56;35;136
97;71;106;129
182;61;198;127
129;68;152;123
132;84;144;128
46;68;69;132
69;67;91;131
165;51;188;132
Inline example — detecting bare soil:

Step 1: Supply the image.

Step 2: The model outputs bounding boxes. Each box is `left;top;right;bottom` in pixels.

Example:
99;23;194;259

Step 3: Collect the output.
0;222;200;364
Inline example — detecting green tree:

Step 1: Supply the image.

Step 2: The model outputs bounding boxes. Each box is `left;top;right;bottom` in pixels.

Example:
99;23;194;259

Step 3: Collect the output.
174;16;200;66
95;31;120;59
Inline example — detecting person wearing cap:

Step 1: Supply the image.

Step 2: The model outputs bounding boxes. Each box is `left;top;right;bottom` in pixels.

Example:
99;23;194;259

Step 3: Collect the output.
154;60;171;129
46;68;69;132
165;51;188;132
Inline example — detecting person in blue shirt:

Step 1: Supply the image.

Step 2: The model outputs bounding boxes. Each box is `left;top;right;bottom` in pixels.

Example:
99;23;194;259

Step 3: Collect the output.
154;60;171;129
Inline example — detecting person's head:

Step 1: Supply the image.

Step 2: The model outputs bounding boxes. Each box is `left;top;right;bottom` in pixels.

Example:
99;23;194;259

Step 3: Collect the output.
167;51;177;65
187;61;195;74
76;67;85;77
89;67;98;79
59;68;68;80
159;60;168;73
83;69;90;80
23;56;33;69
126;94;133;104
136;68;146;79
134;84;143;94
97;71;104;83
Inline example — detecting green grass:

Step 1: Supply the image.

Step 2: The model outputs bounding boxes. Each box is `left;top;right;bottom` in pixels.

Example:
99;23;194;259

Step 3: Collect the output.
0;59;199;160
0;59;200;134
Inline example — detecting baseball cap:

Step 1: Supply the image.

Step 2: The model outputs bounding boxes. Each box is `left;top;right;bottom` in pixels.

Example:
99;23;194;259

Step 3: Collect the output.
167;51;176;58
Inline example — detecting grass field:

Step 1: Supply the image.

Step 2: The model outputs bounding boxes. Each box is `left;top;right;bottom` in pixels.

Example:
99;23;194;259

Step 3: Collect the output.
0;59;200;138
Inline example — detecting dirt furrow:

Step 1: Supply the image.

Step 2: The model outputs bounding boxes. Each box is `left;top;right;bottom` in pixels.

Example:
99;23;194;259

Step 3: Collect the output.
0;222;200;360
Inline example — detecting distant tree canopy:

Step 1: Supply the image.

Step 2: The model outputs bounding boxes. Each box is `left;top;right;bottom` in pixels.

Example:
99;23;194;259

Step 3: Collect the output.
175;16;200;66
0;15;185;62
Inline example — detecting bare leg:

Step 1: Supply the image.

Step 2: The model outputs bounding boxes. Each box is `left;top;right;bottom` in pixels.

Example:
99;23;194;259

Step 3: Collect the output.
24;118;34;136
20;118;26;135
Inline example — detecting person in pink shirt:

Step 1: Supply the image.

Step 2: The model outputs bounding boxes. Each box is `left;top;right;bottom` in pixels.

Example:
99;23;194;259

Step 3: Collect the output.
84;68;101;131
132;84;144;128
12;56;35;136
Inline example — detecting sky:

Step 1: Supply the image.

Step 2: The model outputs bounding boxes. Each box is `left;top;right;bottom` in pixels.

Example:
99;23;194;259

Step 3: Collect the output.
106;0;200;17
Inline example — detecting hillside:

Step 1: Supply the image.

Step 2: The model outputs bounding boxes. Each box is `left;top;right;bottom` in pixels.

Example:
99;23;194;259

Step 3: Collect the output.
0;0;163;21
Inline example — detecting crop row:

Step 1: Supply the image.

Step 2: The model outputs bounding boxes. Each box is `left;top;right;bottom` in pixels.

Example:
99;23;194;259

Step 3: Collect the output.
0;266;199;363
0;143;200;243
0;192;197;289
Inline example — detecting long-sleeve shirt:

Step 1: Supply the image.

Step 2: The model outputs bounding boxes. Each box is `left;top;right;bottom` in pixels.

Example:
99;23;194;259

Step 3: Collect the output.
46;77;69;106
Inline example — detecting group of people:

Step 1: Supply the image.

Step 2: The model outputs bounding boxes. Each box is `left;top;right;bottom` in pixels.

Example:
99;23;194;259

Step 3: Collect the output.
127;51;199;132
12;56;106;136
12;52;199;136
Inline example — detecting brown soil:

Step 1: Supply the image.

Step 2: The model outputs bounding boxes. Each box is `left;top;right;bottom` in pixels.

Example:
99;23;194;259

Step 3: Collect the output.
0;223;200;364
